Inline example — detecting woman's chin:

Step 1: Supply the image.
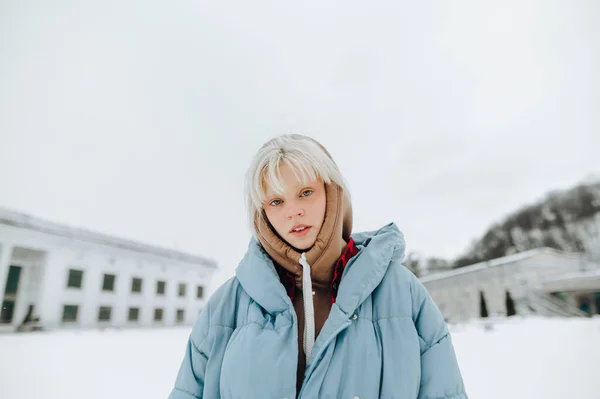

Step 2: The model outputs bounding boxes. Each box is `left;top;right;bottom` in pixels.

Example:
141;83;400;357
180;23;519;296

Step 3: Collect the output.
287;237;315;252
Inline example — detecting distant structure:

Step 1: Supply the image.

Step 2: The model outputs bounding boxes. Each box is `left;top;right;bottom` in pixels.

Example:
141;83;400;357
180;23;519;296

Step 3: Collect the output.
421;248;600;322
404;252;453;278
0;207;217;332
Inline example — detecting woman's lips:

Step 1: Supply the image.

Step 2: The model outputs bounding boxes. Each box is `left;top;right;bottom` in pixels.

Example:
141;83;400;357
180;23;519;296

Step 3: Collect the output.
290;226;312;237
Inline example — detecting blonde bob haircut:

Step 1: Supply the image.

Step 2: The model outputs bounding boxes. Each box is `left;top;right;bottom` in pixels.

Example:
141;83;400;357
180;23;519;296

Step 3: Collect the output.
245;134;350;237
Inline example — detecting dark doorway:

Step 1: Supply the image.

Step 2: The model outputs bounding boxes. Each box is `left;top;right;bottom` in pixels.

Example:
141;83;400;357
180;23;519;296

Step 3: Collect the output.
577;294;591;315
1;265;22;324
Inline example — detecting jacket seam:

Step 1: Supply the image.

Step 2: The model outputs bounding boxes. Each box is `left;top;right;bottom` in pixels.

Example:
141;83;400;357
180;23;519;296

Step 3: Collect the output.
208;323;235;330
204;321;292;335
420;390;467;399
191;324;234;352
420;331;450;354
245;320;293;332
172;386;202;399
373;315;412;322
372;316;447;354
190;335;206;354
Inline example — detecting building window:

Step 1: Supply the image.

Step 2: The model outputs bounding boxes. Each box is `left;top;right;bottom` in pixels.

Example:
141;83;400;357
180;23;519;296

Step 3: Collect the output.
154;308;164;322
128;307;140;322
196;285;204;299
176;309;185;323
156;280;166;295
102;274;116;292
131;277;143;293
178;283;186;297
67;269;84;289
98;306;112;322
62;305;79;322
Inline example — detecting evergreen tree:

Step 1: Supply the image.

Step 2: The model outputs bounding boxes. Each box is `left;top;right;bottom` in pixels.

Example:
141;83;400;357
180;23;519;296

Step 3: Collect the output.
453;181;600;268
505;290;517;317
479;291;489;318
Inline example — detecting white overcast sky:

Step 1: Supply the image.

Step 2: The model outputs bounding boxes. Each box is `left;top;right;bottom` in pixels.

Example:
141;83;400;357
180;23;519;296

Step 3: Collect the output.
1;1;598;291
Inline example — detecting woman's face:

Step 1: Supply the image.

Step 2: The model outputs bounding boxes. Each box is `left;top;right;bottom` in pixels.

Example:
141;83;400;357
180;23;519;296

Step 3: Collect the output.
263;163;326;251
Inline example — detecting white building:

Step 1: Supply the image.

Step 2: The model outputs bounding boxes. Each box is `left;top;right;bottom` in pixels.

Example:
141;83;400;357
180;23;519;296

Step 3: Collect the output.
0;207;217;331
420;248;599;322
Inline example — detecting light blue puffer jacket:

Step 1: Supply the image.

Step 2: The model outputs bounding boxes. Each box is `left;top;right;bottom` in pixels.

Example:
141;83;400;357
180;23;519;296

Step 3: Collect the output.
169;223;467;398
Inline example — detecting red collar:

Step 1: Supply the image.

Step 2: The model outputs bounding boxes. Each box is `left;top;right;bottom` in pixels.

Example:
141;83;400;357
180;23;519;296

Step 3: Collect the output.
277;238;359;303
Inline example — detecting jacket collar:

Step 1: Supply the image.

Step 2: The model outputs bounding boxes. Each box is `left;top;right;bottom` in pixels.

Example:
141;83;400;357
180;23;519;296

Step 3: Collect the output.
334;222;405;316
235;222;405;316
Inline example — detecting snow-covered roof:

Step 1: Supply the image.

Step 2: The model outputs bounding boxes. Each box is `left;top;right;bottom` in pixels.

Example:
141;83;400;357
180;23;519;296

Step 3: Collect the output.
0;207;217;268
542;268;600;284
419;247;581;283
539;268;600;291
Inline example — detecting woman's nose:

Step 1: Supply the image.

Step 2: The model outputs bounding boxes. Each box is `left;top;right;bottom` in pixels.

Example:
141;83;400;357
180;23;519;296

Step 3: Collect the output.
287;206;304;219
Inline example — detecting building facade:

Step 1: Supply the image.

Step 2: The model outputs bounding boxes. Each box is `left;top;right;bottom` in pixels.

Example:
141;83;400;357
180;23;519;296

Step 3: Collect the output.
0;207;217;331
420;248;598;322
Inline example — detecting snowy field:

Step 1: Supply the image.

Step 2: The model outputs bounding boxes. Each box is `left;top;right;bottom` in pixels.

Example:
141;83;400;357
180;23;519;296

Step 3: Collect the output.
1;317;598;399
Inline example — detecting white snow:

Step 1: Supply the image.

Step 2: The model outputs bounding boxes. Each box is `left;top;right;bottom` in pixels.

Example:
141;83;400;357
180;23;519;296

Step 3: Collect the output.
1;317;598;399
450;317;600;399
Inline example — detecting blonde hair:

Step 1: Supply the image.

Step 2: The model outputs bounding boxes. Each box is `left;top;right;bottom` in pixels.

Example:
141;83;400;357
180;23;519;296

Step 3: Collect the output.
245;134;350;236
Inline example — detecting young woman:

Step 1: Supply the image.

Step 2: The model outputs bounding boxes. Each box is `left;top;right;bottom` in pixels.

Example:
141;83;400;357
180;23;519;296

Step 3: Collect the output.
168;135;467;399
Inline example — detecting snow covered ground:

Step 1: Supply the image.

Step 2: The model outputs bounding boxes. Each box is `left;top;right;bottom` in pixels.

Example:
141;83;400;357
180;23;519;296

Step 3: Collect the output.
1;317;598;399
450;317;599;398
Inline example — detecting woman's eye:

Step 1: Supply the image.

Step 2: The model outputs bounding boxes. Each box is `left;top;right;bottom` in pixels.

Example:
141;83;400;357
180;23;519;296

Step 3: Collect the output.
301;190;313;197
269;199;282;206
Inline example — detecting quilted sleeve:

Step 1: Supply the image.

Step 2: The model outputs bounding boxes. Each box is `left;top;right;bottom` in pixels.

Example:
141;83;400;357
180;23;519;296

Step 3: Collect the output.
168;308;211;399
410;273;468;399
